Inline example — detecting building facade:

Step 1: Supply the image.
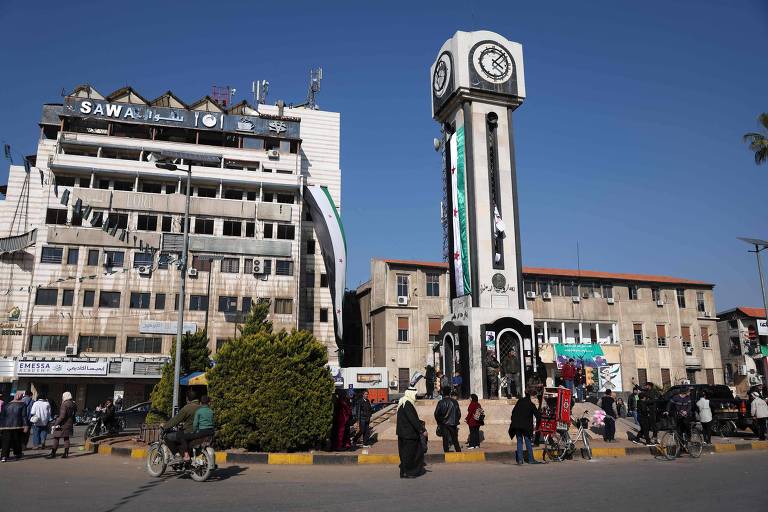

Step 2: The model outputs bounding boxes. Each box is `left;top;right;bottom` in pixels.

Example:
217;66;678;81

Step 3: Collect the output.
716;307;767;396
0;85;340;408
358;259;724;396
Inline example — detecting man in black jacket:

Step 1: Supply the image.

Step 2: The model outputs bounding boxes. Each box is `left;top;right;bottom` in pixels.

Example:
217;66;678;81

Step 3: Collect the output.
509;388;542;465
354;390;374;447
434;389;462;452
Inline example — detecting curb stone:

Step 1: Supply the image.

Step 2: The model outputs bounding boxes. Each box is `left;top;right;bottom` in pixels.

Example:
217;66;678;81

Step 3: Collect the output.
84;440;768;465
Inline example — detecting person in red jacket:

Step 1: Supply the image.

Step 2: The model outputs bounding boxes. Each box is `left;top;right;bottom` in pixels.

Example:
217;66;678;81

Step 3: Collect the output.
561;358;576;393
465;394;484;449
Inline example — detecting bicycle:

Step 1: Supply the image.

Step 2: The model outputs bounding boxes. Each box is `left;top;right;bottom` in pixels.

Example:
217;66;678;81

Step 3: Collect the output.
652;421;704;460
541;410;592;462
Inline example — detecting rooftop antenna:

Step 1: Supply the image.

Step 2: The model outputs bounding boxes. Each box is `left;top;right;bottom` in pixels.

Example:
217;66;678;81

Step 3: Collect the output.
295;67;323;110
253;80;269;106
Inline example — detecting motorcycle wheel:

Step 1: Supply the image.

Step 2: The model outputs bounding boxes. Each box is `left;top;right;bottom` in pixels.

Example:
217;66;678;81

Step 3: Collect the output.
189;448;214;482
146;443;167;477
84;423;97;441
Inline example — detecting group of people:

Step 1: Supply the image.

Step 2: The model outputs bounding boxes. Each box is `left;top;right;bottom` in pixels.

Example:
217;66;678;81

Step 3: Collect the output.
0;390;77;462
560;358;588;402
331;388;374;451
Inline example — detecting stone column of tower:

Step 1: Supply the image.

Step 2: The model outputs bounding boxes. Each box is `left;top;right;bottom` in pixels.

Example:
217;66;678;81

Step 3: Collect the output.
431;30;537;399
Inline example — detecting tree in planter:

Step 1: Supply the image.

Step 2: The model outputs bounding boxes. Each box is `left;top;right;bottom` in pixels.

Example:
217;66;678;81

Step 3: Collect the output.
208;327;334;452
146;329;211;423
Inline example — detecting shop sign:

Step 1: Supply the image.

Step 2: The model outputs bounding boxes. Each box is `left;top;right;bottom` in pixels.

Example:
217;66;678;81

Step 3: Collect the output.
0;321;23;336
17;360;108;376
758;319;768;336
140;320;196;335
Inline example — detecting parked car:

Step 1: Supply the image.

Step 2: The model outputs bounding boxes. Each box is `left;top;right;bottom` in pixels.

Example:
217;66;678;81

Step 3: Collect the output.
115;401;152;431
660;385;749;437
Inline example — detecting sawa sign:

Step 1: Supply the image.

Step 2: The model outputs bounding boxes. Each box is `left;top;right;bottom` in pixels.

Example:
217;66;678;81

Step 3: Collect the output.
17;360;107;376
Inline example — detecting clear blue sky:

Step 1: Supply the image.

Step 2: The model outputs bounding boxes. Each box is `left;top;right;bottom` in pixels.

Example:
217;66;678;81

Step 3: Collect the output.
1;1;767;311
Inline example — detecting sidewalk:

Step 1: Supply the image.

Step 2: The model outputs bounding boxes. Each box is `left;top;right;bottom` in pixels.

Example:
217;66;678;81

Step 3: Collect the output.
86;431;768;466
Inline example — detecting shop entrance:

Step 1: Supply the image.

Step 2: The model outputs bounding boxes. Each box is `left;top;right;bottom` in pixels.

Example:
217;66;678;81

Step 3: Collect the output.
85;384;115;410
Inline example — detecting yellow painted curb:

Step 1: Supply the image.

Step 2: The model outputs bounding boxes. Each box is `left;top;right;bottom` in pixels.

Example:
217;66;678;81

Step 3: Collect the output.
591;447;627;458
97;444;112;455
215;451;228;465
84;441;94;451
358;454;400;465
268;453;313;465
130;448;147;459
714;444;737;452
533;448;544;459
445;451;485;463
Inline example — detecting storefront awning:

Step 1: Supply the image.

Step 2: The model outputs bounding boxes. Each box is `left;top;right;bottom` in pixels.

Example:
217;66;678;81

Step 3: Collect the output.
180;372;208;386
553;344;606;368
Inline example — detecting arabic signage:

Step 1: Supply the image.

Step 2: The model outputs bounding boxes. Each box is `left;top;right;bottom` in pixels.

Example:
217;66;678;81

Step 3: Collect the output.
553;344;607;369
758;319;768;336
61;98;300;139
0;321;23;336
17;360;108;376
140;320;196;335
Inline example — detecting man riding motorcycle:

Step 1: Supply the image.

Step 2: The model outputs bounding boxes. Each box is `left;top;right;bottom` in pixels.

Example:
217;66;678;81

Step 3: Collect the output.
163;389;202;462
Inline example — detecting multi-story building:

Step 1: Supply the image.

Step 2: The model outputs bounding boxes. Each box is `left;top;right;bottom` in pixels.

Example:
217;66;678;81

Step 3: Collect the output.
356;259;450;394
0;84;340;407
357;260;723;396
716;306;767;396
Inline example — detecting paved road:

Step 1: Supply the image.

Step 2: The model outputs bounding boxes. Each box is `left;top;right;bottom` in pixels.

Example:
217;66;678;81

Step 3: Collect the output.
1;451;765;511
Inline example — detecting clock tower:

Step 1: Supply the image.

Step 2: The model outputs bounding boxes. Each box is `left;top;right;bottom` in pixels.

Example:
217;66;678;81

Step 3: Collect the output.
431;30;537;399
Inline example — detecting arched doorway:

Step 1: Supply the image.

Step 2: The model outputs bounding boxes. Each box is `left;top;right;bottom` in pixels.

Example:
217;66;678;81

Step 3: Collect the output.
497;328;525;398
443;332;455;380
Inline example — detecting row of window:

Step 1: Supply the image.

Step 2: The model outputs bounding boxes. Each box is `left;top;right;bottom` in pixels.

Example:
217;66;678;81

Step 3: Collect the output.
46;207;297;240
632;323;711;348
34;288;294;315
396;274;441;298
39;246;298;277
636;368;717;388
29;334;162;354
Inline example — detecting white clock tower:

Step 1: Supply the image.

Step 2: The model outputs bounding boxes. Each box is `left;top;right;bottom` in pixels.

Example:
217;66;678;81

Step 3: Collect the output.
431;30;536;399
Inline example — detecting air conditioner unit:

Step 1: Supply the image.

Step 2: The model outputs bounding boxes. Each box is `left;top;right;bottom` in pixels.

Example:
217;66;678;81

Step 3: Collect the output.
606;297;615;305
572;296;580;303
389;380;398;389
739;364;748;376
137;265;151;276
656;300;664;307
251;259;264;274
685;346;694;355
542;292;552;300
267;149;280;158
397;296;409;306
704;310;711;318
525;291;536;299
64;345;77;356
188;268;198;278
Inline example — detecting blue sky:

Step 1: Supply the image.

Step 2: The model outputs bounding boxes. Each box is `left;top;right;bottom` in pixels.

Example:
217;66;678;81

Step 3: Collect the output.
1;1;767;311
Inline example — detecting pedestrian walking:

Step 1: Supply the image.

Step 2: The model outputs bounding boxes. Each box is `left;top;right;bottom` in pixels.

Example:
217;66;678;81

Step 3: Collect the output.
29;394;52;449
696;390;713;444
0;391;29;462
21;390;33;448
438;371;451;395
574;365;586;402
331;389;352;451
616;397;627;418
508;388;542;465
465;394;484;449
47;391;76;459
485;350;501;398
628;388;640;424
635;392;652;445
434;389;461;452
451;371;463;398
396;387;425;478
643;382;661;442
502;350;520;398
561;358;576;393
750;392;768;441
600;389;618;442
425;365;436;399
354;390;373;448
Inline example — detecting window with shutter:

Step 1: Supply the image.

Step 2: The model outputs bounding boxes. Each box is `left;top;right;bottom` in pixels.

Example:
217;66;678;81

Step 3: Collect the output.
701;326;710;348
656;324;667;347
397;316;409;342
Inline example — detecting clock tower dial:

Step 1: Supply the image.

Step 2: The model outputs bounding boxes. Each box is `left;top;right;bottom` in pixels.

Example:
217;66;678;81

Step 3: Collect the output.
472;42;514;84
432;52;452;98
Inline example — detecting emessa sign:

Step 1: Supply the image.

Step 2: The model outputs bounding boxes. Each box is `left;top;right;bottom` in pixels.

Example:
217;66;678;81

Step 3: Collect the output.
17;360;107;376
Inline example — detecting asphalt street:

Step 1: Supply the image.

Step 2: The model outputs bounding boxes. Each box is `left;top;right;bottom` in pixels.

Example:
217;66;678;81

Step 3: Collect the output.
1;451;765;512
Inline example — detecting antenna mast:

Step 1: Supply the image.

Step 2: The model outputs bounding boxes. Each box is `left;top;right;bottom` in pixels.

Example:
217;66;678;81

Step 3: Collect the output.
295;67;323;109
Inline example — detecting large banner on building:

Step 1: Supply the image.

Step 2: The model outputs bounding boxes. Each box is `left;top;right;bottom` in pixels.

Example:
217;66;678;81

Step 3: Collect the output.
554;344;607;369
304;185;346;344
449;126;471;297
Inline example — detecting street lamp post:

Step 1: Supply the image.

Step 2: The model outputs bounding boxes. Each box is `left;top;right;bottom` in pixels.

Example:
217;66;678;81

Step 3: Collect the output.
149;151;219;414
738;238;768;353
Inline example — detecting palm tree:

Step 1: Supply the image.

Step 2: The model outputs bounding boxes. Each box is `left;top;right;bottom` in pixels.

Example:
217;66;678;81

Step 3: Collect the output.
743;113;768;165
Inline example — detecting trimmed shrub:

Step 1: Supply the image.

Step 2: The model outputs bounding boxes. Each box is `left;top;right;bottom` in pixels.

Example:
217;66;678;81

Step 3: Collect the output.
208;328;334;452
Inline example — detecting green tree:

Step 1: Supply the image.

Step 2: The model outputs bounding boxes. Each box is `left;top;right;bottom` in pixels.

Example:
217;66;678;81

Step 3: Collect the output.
743;113;768;165
146;330;211;423
207;328;334;452
237;298;272;338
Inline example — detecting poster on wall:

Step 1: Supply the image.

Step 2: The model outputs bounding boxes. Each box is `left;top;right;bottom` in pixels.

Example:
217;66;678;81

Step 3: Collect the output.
485;331;496;350
553;344;607;369
598;364;623;392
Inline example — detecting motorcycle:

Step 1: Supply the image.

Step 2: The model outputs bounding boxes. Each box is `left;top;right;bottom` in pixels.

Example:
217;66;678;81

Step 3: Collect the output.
84;410;120;441
146;427;216;482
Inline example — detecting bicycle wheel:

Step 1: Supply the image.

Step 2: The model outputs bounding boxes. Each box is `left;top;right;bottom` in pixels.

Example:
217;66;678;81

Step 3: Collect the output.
146;443;167;477
543;432;567;462
688;428;703;459
660;431;680;460
581;432;592;460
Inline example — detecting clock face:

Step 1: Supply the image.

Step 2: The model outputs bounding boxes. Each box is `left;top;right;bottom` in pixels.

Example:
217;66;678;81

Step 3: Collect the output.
472;43;514;84
432;52;452;97
492;273;507;291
